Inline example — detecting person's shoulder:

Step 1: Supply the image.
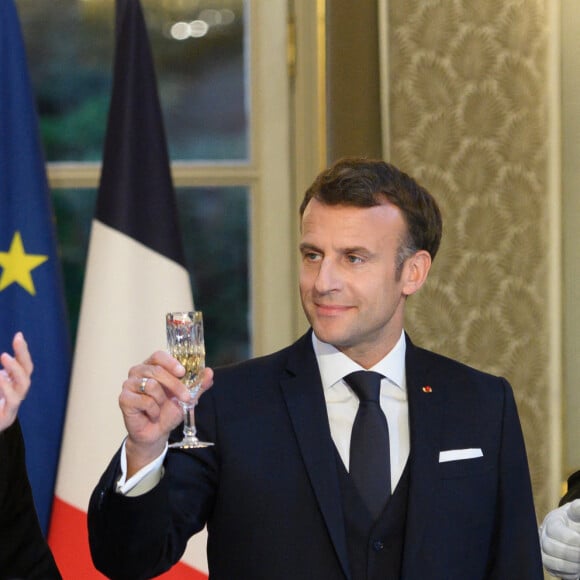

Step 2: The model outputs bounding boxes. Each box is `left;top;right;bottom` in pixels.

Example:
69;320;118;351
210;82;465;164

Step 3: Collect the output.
407;341;517;420
407;336;508;386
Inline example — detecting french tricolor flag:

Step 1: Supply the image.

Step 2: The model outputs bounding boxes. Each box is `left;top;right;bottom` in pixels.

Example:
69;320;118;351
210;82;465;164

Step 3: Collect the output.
48;0;207;577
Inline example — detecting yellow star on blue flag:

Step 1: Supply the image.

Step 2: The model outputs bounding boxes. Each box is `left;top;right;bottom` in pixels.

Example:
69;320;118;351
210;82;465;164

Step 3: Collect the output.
0;231;48;294
1;0;72;534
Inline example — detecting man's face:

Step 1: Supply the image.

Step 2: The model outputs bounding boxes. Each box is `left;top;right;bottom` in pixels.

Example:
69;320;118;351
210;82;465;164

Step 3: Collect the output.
299;198;421;367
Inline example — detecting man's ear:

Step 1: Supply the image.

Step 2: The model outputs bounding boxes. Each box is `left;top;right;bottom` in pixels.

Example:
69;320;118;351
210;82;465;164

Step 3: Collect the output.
402;250;431;296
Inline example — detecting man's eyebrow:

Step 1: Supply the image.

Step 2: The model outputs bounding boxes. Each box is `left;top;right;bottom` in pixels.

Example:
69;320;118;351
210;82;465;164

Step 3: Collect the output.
342;246;370;254
299;242;372;256
299;242;320;252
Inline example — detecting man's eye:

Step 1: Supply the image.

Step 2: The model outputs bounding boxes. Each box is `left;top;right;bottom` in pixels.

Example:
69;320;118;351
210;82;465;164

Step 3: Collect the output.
304;252;321;261
347;255;363;264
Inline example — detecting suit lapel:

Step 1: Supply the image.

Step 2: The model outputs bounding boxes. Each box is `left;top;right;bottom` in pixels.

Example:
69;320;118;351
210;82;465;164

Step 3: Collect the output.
280;332;351;580
403;337;447;568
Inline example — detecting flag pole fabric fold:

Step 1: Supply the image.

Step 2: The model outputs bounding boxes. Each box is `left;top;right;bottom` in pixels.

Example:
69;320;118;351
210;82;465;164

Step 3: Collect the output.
48;0;207;576
0;0;72;534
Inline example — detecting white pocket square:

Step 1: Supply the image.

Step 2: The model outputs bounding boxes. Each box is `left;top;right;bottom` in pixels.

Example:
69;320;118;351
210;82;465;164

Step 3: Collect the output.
439;448;483;463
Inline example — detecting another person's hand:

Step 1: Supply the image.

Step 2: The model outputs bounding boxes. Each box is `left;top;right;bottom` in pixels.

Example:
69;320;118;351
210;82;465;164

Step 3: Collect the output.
540;499;580;579
119;350;214;476
0;332;33;432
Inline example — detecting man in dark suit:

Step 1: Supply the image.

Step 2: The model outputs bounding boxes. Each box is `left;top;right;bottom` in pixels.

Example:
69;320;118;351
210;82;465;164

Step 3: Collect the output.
0;332;61;579
540;472;580;579
89;157;543;579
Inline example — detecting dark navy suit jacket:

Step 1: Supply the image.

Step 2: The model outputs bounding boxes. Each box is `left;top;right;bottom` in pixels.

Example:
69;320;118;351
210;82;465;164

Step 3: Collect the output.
88;332;542;579
0;420;61;579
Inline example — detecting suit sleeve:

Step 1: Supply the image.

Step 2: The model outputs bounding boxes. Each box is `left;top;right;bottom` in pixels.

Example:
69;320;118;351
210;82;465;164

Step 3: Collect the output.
0;420;62;579
487;379;543;579
88;402;219;579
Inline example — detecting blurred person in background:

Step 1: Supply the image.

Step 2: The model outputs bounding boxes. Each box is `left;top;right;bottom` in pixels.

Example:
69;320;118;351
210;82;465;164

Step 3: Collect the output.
540;473;580;580
0;332;61;579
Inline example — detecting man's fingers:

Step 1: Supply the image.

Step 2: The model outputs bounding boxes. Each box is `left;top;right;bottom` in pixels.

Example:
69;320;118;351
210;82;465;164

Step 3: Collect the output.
12;332;33;377
544;511;580;549
0;356;28;402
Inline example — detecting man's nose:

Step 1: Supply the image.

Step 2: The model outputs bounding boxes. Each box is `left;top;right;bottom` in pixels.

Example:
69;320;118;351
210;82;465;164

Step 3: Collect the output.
313;258;341;294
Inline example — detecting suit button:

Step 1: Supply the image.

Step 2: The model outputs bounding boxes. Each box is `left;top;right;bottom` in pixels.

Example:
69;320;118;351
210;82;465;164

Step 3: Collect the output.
372;540;384;552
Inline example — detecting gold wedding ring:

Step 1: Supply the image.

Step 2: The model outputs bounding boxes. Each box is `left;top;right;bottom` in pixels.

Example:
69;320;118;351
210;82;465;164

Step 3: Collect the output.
139;377;148;394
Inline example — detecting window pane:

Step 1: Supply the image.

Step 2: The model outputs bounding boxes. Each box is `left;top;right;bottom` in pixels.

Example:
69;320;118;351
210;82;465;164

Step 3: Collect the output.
17;0;248;162
52;187;251;365
177;186;251;365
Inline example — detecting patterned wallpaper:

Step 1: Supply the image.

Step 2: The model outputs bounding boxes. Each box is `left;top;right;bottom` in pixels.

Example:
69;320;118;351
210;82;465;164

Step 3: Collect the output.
385;0;554;519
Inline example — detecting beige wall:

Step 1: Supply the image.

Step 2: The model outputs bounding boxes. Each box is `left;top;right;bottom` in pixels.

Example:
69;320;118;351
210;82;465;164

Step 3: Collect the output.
307;0;566;524
379;0;561;521
562;0;580;480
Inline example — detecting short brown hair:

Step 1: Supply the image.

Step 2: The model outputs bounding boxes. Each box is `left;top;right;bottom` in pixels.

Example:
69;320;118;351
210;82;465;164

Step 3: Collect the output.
300;157;443;270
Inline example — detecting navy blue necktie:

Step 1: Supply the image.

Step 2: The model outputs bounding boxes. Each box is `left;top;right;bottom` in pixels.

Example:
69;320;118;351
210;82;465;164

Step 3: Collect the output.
345;371;391;519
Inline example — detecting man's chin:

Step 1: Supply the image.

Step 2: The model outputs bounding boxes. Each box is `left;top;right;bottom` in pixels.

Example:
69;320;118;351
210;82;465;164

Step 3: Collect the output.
310;325;349;348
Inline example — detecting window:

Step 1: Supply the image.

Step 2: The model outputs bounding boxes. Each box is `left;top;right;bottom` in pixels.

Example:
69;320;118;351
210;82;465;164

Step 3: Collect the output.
17;0;295;363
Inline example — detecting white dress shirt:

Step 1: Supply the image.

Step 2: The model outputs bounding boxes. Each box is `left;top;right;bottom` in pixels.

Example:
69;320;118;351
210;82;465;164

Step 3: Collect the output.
313;330;409;491
118;329;410;495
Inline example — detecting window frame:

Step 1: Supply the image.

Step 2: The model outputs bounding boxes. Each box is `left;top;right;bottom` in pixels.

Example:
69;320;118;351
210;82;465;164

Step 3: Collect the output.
46;0;297;357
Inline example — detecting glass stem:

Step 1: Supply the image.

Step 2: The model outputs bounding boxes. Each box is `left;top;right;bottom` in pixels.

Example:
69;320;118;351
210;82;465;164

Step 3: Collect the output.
182;403;197;440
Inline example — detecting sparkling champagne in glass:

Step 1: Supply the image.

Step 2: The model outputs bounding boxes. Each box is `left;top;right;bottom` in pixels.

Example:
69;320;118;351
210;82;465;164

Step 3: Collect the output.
166;311;213;449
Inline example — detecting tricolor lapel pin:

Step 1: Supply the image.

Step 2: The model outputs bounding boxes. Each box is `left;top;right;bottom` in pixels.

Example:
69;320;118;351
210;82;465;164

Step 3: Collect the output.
422;385;433;393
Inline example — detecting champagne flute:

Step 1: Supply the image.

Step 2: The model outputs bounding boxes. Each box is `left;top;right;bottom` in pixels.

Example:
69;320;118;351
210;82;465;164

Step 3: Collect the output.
166;311;213;449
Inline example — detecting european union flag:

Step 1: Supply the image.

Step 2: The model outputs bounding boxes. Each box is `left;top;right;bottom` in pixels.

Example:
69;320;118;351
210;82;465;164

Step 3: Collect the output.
0;0;72;533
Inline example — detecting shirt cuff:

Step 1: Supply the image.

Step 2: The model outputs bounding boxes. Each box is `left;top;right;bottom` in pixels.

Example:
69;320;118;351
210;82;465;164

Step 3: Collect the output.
116;438;168;496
